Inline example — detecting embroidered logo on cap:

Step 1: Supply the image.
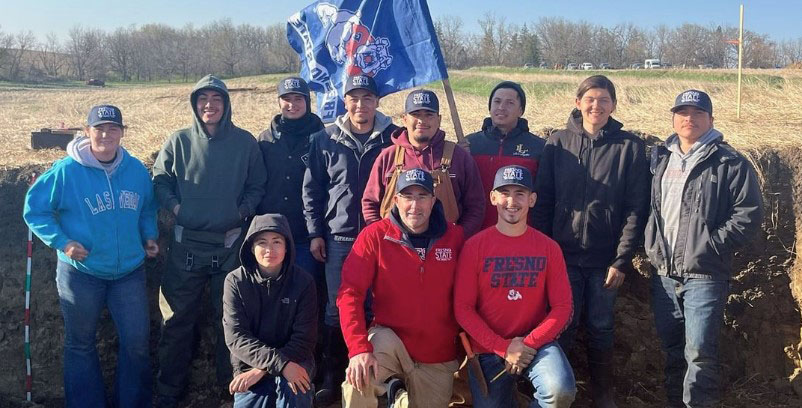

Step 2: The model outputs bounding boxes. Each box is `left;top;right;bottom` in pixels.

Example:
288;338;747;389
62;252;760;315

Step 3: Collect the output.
680;91;701;103
284;79;301;89
405;169;426;182
502;167;524;181
352;76;370;86
96;107;117;119
412;92;431;105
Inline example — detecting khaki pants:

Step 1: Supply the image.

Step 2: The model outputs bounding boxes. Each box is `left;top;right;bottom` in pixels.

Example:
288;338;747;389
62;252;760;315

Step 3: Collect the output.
342;326;459;408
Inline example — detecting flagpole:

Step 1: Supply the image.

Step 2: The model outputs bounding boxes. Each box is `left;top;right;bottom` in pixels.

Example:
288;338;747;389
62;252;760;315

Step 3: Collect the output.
441;79;466;145
736;4;744;119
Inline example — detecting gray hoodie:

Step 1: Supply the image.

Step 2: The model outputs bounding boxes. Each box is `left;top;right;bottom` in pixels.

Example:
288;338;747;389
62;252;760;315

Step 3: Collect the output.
152;75;267;238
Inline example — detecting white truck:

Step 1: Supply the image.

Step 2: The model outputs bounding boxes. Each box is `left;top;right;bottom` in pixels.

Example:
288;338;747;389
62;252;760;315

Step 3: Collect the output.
644;59;661;69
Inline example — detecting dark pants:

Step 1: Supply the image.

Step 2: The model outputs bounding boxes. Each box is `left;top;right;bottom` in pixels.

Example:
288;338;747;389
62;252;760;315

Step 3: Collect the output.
651;275;729;407
156;239;238;399
558;266;618;352
323;237;354;327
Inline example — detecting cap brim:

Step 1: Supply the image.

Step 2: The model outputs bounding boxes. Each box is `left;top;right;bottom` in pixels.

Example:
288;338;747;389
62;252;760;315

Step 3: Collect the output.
398;183;435;195
345;87;378;96
405;107;439;114
493;182;532;191
670;103;711;114
90;120;123;127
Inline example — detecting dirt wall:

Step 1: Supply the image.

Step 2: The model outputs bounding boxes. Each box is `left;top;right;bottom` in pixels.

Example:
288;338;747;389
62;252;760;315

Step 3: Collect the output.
0;145;801;407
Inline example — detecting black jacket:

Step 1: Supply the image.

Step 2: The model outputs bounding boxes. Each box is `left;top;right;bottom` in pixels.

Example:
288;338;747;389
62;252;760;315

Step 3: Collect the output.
644;135;763;279
257;113;324;244
533;109;649;270
222;214;317;377
302;112;397;238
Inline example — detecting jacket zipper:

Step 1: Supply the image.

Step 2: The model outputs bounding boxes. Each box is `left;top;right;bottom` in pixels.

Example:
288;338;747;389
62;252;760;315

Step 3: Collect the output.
578;137;593;260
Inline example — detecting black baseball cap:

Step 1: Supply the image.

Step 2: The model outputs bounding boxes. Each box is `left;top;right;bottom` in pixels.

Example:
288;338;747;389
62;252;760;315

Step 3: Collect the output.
343;74;378;96
493;165;533;191
278;76;310;98
404;89;439;114
88;104;124;127
396;168;434;195
671;89;713;115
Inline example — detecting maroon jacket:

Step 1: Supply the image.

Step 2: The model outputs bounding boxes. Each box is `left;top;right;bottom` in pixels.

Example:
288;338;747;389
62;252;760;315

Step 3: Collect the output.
361;128;485;237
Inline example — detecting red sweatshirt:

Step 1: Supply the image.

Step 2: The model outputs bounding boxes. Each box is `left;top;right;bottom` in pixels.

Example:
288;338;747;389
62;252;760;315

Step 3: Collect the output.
454;226;572;357
337;209;464;364
361;128;485;237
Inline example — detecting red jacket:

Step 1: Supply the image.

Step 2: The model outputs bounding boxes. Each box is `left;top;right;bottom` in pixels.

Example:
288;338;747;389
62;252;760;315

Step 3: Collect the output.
361;128;485;237
337;204;464;364
454;226;572;357
466;118;545;229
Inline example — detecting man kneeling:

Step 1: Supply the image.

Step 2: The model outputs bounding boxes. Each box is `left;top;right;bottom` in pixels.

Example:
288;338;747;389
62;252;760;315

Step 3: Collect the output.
455;165;576;407
338;169;464;407
222;214;317;407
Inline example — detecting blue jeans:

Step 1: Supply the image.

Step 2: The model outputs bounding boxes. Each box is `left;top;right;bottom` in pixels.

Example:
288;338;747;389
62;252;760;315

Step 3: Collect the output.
56;261;151;408
233;367;315;408
650;275;729;407
467;342;576;408
558;266;618;352
323;237;354;327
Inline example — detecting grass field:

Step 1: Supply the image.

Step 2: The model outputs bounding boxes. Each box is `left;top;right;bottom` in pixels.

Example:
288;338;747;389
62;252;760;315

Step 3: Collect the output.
2;68;801;168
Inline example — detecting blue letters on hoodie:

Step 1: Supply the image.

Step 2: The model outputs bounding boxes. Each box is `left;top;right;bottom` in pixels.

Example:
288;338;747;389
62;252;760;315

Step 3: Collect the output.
23;136;159;279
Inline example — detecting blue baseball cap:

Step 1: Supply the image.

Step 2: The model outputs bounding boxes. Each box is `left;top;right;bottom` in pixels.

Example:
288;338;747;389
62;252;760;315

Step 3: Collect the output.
278;77;310;98
396;168;434;195
404;89;439;114
343;74;378;96
671;89;713;115
493;165;533;191
88;104;124;127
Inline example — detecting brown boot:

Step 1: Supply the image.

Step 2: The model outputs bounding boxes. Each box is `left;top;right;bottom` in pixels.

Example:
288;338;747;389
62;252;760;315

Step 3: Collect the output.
588;348;617;408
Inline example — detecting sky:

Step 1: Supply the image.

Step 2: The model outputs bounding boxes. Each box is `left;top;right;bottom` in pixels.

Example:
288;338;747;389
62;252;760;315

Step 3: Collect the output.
2;0;801;42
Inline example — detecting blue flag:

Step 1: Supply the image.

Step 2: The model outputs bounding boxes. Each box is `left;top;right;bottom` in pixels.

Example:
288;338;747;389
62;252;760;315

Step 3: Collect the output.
287;0;448;122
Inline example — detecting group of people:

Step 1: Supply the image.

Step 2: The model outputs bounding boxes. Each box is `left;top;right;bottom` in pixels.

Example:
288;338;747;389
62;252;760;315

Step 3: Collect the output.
23;70;763;408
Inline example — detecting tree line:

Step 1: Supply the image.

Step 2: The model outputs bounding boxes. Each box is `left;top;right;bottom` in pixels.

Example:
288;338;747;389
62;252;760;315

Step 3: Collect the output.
1;15;801;83
436;14;796;69
0;19;298;82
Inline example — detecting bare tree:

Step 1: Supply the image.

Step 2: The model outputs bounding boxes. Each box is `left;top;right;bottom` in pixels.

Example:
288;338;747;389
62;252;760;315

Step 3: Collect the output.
6;30;36;80
780;37;802;65
107;26;134;81
435;15;470;69
265;23;299;73
210;19;240;76
37;32;66;78
66;26;105;80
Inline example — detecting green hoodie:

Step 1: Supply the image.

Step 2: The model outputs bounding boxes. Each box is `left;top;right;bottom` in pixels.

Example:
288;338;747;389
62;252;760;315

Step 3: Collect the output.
153;75;267;236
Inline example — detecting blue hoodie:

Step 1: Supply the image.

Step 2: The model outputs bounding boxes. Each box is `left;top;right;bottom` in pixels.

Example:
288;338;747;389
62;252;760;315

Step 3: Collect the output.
23;136;159;279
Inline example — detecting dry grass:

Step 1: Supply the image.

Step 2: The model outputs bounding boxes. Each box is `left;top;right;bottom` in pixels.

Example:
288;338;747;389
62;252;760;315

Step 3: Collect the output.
1;68;801;168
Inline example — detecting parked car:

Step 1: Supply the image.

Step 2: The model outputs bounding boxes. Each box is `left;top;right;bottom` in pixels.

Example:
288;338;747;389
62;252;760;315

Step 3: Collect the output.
698;63;714;69
566;63;578;70
581;62;594;70
599;63;611;69
630;63;642;69
644;59;661;69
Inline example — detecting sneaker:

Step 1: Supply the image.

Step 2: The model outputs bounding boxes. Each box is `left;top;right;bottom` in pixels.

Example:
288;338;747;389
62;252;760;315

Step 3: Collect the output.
386;378;406;408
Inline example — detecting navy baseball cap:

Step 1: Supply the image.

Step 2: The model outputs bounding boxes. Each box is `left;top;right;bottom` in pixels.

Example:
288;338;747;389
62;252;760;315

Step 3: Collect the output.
88;104;124;127
671;89;713;115
404;89;439;114
278;77;310;98
343;74;378;96
396;168;434;195
493;165;533;191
